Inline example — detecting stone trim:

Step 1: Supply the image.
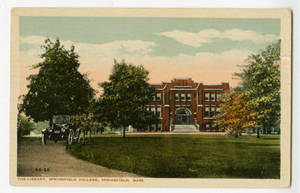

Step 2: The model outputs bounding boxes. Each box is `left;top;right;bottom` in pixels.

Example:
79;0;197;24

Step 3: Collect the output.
170;88;197;90
204;117;216;120
204;88;223;91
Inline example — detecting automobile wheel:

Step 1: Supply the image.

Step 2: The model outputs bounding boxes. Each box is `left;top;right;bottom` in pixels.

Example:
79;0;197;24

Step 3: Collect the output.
68;130;74;145
42;133;47;145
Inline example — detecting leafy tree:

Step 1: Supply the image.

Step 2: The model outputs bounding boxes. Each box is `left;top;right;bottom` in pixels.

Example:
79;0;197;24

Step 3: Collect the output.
97;60;156;137
94;96;119;130
20;39;94;125
235;41;280;137
71;113;94;144
132;110;159;132
17;114;34;142
216;91;257;137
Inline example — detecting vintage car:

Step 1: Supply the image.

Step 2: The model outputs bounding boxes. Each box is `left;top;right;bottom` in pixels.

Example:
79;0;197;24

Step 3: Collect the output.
41;115;80;145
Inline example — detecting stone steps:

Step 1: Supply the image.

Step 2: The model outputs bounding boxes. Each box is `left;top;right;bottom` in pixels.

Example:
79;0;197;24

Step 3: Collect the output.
172;125;198;132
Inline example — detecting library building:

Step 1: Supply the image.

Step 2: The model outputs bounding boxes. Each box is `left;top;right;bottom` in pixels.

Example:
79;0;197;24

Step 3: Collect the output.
146;78;230;132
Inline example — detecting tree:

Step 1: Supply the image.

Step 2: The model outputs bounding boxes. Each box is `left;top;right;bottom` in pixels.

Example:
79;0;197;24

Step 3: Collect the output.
97;60;156;137
131;109;159;132
216;91;257;137
20;39;94;125
235;41;280;137
17;114;34;142
71;113;94;144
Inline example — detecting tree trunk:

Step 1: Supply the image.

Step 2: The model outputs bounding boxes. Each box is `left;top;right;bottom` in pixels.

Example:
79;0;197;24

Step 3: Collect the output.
266;123;271;134
262;122;267;134
234;132;238;138
257;128;260;138
83;130;86;144
239;132;242;136
122;127;126;138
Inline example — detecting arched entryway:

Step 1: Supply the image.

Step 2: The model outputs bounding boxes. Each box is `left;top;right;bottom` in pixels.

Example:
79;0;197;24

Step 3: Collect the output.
175;108;191;125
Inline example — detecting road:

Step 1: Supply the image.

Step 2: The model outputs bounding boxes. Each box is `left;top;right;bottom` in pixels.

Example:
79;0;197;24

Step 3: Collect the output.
17;138;139;177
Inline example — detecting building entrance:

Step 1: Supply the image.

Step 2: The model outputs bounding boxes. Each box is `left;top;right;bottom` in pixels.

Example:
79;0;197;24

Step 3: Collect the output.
175;108;191;125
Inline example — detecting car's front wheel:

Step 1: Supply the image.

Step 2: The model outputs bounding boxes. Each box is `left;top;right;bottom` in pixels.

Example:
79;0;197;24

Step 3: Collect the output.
42;133;47;145
68;130;74;145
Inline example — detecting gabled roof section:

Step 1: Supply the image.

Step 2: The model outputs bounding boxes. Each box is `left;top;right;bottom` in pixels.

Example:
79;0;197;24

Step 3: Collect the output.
170;78;198;88
150;79;229;91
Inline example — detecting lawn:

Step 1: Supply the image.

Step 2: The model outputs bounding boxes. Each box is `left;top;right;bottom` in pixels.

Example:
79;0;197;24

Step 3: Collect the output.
67;134;280;178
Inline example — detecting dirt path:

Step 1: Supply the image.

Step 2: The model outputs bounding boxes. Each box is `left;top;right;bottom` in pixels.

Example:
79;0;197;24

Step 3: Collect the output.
17;138;139;177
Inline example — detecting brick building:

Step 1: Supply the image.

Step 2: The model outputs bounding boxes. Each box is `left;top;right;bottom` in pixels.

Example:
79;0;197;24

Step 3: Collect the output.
146;78;230;132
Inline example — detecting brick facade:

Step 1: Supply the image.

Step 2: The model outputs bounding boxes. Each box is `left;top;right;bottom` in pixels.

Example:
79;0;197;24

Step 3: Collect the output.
147;78;230;132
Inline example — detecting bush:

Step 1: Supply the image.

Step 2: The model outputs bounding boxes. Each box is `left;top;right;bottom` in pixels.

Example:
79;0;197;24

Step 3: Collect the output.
17;115;34;141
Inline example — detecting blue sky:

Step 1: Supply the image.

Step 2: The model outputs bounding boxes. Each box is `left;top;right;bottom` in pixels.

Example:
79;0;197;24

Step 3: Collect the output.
18;17;280;93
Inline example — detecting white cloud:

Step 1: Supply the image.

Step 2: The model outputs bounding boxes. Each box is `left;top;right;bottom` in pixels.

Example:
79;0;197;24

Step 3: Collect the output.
223;29;278;43
18;35;252;96
20;35;48;45
19;36;156;94
156;29;279;47
20;36;156;58
156;30;219;47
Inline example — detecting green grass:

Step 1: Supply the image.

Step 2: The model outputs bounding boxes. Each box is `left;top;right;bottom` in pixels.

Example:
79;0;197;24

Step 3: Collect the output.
67;135;280;178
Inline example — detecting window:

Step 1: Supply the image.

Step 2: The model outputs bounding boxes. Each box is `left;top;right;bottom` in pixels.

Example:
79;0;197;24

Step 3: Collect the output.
205;106;210;117
152;95;155;101
150;124;155;131
181;93;186;101
211;106;216;117
210;93;215;101
216;106;221;115
156;93;161;101
216;93;222;101
151;106;155;114
156;106;161;117
205;124;210;131
152;93;161;101
175;93;179;101
187;93;192;101
211;123;216;132
205;92;210;101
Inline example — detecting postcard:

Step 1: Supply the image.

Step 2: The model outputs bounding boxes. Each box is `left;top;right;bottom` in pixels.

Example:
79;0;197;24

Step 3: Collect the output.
10;8;292;188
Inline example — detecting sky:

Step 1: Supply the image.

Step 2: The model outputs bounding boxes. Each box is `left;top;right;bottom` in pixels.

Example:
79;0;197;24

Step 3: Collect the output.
18;17;280;95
